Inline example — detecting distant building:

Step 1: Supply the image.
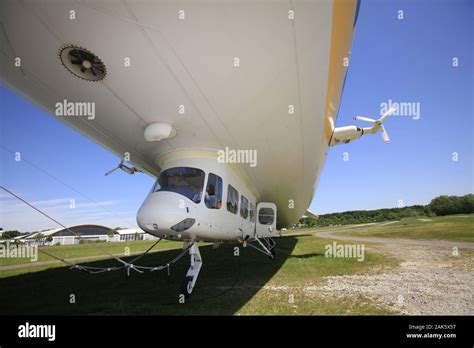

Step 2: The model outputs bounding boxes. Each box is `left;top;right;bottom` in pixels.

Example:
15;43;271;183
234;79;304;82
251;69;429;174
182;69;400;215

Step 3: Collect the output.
15;225;157;246
114;228;156;242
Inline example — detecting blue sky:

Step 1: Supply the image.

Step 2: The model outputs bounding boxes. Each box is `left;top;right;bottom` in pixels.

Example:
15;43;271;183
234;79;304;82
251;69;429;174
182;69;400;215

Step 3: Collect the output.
311;0;473;213
1;0;472;231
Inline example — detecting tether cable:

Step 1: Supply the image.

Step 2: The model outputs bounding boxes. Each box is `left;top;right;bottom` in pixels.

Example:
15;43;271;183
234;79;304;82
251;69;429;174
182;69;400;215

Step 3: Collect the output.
0;186;192;274
1;186;241;304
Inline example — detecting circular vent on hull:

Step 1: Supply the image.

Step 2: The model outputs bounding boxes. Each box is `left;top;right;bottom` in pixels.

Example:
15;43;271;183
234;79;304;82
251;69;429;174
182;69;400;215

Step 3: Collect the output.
58;45;106;81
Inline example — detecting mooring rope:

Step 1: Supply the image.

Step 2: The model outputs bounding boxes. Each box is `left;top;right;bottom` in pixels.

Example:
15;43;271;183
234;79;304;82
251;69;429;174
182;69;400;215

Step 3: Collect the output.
0;186;193;275
1;185;242;305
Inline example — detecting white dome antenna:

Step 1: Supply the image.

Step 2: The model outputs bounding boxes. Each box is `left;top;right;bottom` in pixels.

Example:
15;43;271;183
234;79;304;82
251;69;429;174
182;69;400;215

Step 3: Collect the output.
144;122;177;142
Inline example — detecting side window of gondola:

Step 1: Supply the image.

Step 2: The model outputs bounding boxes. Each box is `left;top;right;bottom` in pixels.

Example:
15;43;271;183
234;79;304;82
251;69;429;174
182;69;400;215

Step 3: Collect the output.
226;184;239;214
249;202;256;223
240;195;249;219
205;173;223;209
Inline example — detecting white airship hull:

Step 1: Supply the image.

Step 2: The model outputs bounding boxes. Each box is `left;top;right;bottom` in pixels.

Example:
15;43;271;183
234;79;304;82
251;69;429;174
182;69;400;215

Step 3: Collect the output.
0;0;358;229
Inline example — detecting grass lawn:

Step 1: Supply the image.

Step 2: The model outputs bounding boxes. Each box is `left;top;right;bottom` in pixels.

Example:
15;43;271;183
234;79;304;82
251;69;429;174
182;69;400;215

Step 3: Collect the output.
332;214;474;243
0;236;398;315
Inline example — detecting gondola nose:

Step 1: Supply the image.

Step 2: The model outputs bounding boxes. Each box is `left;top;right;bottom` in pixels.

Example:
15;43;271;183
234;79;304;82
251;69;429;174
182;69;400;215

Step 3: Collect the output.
137;191;193;236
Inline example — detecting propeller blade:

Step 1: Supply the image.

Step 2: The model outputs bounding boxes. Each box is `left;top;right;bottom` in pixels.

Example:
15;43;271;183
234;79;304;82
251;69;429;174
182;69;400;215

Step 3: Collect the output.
71;59;82;64
92;65;105;73
80;67;86;73
353;116;376;123
69;50;82;59
105;166;119;176
91;67;97;76
380;125;390;144
379;106;397;122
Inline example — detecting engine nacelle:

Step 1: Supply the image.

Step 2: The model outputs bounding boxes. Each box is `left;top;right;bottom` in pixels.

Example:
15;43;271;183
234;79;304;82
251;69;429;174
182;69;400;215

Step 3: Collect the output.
330;126;364;146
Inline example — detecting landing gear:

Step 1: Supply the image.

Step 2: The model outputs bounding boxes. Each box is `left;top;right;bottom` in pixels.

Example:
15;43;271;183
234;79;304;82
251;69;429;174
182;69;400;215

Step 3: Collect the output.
244;236;276;259
180;242;202;298
180;276;194;297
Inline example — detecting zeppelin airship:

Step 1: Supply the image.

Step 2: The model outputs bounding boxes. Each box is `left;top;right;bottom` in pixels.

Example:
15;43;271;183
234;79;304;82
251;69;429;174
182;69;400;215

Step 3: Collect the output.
0;0;395;296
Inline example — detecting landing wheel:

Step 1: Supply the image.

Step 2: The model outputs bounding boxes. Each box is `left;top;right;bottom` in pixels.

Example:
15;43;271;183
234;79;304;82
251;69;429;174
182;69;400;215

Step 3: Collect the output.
180;276;194;298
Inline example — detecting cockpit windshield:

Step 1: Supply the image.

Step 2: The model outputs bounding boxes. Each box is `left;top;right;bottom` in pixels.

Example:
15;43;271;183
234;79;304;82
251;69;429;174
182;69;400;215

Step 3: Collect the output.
153;167;205;203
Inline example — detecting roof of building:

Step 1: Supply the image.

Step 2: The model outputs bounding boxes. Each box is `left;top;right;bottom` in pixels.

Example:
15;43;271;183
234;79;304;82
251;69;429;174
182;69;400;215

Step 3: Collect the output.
24;225;113;239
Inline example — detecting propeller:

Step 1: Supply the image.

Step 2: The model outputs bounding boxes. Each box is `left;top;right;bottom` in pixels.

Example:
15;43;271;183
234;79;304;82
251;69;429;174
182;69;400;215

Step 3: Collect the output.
105;160;124;176
69;49;105;78
105;160;141;176
353;106;397;144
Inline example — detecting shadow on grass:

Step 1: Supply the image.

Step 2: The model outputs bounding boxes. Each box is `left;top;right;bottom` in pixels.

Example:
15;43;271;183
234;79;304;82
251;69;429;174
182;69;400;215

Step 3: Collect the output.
288;252;325;259
0;237;297;315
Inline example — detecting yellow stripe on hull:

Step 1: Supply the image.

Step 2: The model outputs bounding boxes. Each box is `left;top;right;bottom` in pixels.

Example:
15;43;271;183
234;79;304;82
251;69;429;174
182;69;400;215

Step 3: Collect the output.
324;0;359;142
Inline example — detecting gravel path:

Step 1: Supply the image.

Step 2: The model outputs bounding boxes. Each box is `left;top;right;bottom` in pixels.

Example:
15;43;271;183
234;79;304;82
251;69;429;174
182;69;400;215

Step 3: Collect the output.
309;228;474;315
316;229;474;249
